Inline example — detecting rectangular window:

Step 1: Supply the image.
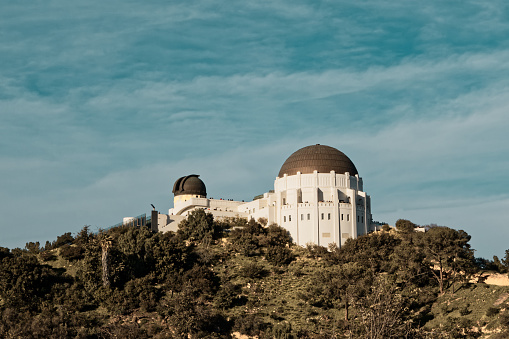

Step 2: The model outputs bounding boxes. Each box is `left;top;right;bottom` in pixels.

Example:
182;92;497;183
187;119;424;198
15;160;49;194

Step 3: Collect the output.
301;214;304;220
253;208;255;213
347;214;349;221
289;215;292;222
328;213;331;220
307;213;310;220
284;216;286;222
357;216;359;222
321;213;324;220
361;216;364;223
341;214;343;221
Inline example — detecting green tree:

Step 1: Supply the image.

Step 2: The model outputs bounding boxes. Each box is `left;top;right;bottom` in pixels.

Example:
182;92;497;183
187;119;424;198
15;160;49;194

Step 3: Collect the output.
310;262;372;321
177;209;220;243
352;276;411;339
24;241;41;254
502;249;509;275
328;232;401;273
418;226;475;294
395;219;415;233
265;246;294;266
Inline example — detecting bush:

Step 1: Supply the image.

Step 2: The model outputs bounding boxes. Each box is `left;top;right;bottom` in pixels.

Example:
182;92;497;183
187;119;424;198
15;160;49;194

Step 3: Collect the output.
60;244;84;261
177;209;221;243
459;304;471;316
233;313;268;337
214;283;241;309
53;232;74;248
39;251;56;261
500;310;509;328
240;262;268;279
265;246;294;266
486;307;500;317
305;243;328;258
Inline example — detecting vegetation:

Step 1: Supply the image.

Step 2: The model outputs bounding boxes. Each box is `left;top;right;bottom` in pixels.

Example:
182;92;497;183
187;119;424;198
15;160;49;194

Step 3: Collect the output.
0;211;508;338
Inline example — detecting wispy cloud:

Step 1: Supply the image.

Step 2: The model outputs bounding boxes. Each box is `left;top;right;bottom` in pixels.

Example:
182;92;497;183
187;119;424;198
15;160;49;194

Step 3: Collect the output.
1;0;508;258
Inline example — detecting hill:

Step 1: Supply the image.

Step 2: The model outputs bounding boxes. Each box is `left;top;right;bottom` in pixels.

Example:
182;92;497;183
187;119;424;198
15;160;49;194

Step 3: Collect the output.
1;211;509;338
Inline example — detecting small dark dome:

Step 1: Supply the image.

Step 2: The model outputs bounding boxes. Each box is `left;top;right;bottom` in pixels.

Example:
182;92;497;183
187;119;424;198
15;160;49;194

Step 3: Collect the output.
278;144;358;177
172;175;207;197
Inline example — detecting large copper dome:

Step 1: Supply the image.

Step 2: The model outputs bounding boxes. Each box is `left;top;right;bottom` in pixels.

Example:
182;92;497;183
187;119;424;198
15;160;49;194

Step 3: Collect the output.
278;144;358;177
172;175;207;197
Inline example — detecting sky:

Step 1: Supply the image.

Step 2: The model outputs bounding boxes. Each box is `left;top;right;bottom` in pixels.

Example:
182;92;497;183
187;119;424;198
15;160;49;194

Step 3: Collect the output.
1;0;508;259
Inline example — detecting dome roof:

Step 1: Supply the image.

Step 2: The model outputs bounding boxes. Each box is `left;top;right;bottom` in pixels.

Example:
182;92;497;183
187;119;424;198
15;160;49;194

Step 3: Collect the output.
278;144;358;177
172;175;207;197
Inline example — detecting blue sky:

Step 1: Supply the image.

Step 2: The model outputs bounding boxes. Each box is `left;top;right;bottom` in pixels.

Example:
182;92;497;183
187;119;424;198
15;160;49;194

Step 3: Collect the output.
1;0;508;259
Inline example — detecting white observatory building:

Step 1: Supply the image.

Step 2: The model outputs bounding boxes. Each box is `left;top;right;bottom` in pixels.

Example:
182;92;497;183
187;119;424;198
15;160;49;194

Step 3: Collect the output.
157;144;376;248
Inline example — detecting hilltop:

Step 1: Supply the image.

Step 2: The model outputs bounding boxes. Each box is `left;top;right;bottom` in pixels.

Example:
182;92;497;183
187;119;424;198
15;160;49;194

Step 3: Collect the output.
1;211;509;338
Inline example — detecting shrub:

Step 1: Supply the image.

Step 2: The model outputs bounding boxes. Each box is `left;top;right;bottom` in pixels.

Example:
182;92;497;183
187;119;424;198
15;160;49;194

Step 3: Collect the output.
240;262;267;279
214;283;241;309
60;244;84;261
39;251;56;261
500;310;509;328
486;307;500;317
459;304;471;316
266;246;294;266
305;243;328;259
233;313;268;337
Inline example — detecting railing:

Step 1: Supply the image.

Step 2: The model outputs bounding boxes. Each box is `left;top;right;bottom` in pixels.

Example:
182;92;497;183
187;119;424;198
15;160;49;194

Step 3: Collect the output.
99;213;150;233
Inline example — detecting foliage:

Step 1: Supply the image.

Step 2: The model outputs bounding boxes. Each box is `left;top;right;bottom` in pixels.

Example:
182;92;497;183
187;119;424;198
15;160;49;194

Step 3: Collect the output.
328;232;401;273
0;216;507;338
395;219;415;233
177;209;221;243
266;246;294;266
59;244;84;261
417;226;476;294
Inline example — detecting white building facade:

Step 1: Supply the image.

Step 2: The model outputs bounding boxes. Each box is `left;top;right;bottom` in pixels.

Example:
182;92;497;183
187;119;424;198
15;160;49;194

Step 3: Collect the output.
159;144;376;248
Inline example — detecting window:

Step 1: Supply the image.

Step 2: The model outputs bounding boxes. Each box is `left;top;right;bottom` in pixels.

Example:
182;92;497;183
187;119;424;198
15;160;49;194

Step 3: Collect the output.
328;213;331;220
253;208;255;213
357;216;359;222
282;198;286;205
347;214;349;221
321;213;324;220
289;215;292;221
301;214;304;220
284;216;286;222
341;214;343;221
307;213;310;220
361;216;364;223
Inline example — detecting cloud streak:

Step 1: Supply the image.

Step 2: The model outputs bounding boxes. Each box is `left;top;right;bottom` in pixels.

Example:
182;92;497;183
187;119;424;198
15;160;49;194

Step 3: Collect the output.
1;0;508;259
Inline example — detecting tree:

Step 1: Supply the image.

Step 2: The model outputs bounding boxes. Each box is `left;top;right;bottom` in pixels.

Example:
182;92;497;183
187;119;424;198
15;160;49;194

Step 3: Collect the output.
24;242;41;254
395;219;415;233
352;276;411;339
311;262;372;321
265;246;294;266
502;249;509;275
417;226;475;294
328;232;401;273
177;209;220;243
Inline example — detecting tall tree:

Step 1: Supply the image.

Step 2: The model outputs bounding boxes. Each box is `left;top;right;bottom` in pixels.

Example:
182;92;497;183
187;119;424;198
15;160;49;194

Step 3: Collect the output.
418;227;475;294
312;262;372;321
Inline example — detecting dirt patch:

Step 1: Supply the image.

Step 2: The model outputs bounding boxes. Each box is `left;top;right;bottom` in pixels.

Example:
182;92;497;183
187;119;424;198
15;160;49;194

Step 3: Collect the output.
494;293;509;306
485;273;509;287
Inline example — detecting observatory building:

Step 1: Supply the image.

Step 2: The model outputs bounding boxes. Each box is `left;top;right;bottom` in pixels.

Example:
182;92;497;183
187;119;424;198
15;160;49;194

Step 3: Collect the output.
156;144;377;247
